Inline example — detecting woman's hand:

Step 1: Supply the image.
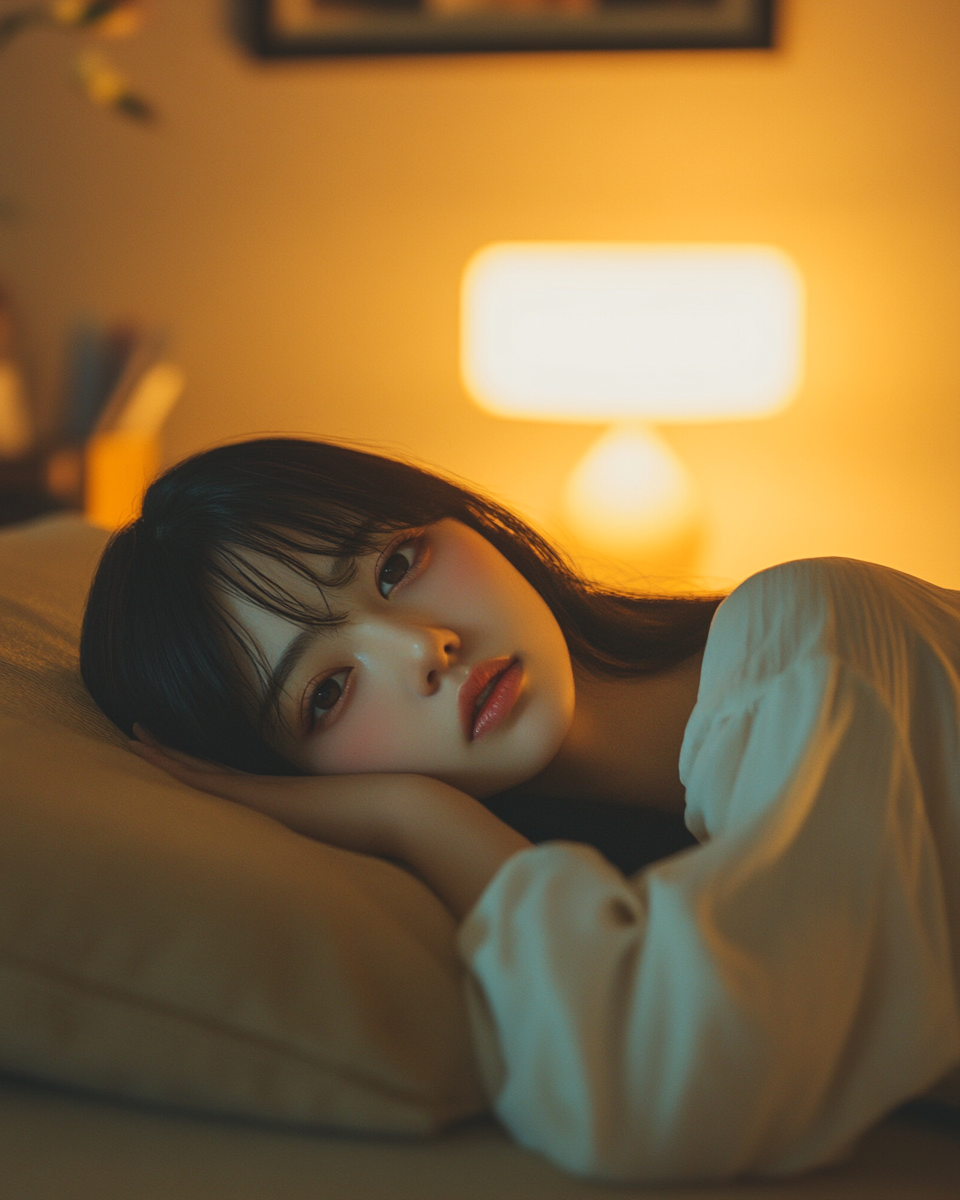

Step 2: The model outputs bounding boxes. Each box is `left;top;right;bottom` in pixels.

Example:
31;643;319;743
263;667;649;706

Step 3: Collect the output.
129;727;531;919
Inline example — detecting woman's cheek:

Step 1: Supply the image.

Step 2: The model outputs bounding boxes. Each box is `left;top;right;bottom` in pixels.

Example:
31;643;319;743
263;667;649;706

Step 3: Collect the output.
309;694;431;775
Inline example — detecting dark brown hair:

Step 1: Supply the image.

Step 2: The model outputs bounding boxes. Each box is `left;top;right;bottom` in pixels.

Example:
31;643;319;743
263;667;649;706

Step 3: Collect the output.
80;437;724;775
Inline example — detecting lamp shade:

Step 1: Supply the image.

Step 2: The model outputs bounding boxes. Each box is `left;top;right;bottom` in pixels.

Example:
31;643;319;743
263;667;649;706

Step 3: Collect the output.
461;243;804;423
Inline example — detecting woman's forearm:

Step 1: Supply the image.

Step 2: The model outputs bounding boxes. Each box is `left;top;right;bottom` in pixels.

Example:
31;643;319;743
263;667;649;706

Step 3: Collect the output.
386;779;532;920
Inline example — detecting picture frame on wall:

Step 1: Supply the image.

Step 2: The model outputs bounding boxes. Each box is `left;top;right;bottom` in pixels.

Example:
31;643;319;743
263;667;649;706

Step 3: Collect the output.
247;0;775;59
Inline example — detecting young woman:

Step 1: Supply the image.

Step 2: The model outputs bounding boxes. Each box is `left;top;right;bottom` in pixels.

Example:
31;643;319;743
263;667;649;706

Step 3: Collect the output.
80;437;960;1183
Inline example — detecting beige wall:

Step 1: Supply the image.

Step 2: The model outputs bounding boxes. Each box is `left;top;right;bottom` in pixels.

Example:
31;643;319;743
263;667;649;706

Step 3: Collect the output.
0;0;957;588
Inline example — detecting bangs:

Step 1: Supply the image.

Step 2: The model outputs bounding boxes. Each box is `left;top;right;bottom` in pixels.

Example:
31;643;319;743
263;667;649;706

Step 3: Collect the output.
208;532;363;631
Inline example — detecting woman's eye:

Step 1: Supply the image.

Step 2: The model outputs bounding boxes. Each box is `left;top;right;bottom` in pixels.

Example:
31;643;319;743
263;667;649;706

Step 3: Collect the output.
309;670;349;724
378;541;417;597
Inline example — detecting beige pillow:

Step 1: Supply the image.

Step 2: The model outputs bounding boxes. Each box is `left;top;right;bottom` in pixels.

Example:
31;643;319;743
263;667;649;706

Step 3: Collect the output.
0;515;486;1132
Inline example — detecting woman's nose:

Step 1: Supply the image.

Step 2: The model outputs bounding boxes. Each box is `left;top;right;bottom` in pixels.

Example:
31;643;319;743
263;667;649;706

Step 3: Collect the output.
410;626;461;695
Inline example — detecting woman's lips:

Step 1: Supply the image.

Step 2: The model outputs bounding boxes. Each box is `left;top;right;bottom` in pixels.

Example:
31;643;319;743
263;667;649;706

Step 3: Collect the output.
459;656;524;742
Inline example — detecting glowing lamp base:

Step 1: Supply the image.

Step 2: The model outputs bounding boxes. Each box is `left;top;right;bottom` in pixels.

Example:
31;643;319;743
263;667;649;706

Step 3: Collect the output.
563;424;701;562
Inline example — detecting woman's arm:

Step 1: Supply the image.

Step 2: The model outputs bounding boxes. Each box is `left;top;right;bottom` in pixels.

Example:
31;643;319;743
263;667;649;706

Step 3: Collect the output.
129;732;531;919
458;661;960;1181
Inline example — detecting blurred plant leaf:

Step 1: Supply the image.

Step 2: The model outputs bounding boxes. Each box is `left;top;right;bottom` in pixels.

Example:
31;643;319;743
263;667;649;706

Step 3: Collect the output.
52;1;144;37
0;1;156;121
0;6;47;50
74;48;154;121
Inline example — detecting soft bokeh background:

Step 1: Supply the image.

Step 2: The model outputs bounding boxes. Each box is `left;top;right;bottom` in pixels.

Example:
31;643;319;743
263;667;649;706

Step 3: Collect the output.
0;0;957;589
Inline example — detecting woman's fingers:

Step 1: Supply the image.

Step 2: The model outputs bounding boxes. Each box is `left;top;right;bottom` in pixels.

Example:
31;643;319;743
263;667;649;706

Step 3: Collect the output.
130;740;393;854
128;738;406;855
129;741;242;791
129;739;219;785
129;738;319;823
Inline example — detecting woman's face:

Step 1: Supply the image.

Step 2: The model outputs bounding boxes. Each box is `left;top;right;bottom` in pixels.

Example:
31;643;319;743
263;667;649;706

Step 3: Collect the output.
223;519;576;798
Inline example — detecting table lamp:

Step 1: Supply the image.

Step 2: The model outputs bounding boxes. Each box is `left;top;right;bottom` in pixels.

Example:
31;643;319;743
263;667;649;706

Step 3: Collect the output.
460;242;803;561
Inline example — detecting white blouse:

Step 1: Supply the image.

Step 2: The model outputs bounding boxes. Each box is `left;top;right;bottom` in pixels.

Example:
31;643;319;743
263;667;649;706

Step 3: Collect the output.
458;558;960;1182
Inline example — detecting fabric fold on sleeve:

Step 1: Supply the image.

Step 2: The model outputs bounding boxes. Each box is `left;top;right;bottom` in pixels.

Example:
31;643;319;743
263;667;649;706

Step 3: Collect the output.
457;658;960;1183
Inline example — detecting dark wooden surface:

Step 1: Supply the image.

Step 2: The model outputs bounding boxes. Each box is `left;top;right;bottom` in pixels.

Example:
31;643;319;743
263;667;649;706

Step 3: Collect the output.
0;454;75;528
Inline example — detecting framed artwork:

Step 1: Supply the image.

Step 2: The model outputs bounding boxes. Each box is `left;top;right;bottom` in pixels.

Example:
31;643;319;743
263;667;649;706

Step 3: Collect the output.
247;0;775;58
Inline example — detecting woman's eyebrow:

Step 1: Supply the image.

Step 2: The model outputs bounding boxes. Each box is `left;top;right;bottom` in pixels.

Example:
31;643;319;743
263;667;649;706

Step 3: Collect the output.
259;626;330;725
245;551;357;725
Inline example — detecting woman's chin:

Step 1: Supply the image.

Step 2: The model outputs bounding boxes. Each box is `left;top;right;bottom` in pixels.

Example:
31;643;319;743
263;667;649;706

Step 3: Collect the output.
464;718;572;798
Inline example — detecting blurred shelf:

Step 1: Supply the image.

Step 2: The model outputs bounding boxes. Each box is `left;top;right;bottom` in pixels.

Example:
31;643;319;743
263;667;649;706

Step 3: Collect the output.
0;453;78;529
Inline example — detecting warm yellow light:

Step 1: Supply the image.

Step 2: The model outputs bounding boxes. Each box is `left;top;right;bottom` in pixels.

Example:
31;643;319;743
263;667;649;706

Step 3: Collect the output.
563;425;700;558
461;242;803;423
84;431;159;531
84;360;184;530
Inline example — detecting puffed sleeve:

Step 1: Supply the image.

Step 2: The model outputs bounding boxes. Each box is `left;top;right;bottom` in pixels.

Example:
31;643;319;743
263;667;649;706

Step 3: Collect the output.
457;656;960;1182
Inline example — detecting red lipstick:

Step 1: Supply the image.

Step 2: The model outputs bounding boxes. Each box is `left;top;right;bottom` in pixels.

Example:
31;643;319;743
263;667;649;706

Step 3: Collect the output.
459;656;524;742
